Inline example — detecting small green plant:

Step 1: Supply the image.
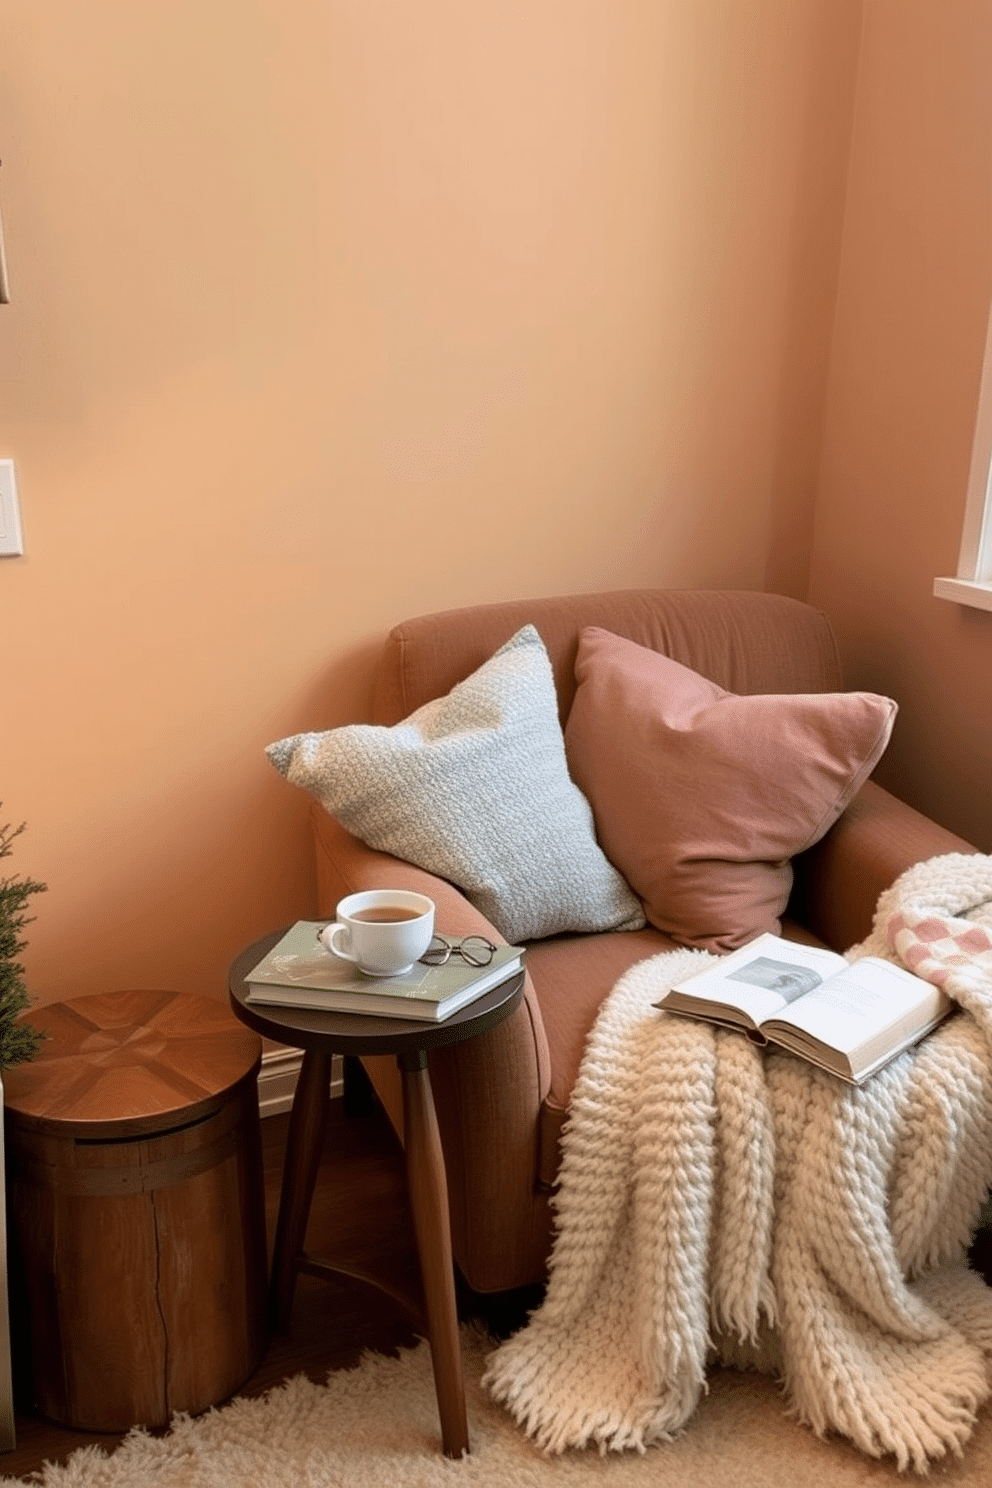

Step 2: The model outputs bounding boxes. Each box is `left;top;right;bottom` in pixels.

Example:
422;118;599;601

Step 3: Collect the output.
0;811;46;1069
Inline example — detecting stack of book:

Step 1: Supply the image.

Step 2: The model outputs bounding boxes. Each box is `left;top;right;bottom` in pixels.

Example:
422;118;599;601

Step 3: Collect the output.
244;921;524;1023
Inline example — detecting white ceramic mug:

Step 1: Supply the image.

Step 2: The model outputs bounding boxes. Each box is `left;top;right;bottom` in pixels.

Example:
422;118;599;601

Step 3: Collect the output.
318;890;436;976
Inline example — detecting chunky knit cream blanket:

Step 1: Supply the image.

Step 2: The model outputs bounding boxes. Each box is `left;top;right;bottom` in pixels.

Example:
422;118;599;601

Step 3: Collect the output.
483;854;992;1471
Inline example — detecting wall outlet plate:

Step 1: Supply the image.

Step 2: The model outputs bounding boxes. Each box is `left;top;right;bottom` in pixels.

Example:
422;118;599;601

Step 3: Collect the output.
0;460;23;556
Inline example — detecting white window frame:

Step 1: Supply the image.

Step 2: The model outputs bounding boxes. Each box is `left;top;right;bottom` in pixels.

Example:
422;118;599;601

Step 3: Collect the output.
934;301;992;612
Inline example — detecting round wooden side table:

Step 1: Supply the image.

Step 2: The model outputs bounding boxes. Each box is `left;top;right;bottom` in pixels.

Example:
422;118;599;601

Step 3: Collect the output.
3;989;267;1432
228;931;525;1459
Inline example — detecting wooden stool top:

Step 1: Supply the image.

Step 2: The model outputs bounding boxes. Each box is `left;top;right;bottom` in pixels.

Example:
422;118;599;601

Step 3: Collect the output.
3;989;262;1139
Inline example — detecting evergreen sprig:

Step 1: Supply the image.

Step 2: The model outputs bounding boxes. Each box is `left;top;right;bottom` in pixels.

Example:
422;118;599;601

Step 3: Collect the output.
0;812;47;1069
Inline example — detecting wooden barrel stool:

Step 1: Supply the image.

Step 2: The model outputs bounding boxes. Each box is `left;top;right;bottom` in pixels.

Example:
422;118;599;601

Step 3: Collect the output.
3;989;267;1432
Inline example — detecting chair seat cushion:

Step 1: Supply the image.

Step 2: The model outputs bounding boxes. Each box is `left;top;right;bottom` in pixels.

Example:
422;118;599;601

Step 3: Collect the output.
530;917;830;1186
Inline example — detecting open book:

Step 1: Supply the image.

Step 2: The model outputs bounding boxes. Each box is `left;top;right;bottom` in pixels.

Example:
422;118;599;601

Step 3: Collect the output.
654;932;953;1084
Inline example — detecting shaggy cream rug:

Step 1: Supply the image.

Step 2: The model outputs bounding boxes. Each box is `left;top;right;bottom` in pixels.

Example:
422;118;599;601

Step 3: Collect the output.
4;1328;992;1488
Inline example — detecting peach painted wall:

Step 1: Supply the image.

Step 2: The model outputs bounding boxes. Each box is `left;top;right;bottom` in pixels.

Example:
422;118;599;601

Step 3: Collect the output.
809;0;992;850
0;1;860;1006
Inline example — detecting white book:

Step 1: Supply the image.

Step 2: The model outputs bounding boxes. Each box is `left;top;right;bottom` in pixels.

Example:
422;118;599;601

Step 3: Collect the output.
655;932;952;1085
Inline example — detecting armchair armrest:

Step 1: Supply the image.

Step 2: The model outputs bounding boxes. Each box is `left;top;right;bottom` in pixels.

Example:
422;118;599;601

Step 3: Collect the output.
309;800;494;939
791;780;978;953
308;803;554;1291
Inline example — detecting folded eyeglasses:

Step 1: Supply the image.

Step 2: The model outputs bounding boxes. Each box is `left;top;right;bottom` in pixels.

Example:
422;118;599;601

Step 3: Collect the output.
419;934;497;968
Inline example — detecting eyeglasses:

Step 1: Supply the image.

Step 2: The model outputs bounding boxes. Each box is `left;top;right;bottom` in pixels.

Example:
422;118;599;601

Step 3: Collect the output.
419;934;497;968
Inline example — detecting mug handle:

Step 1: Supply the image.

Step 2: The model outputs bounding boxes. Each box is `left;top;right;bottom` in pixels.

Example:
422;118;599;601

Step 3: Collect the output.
323;923;357;964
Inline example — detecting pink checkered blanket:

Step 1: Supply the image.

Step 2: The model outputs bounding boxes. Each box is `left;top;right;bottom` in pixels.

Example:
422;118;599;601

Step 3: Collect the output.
887;905;992;997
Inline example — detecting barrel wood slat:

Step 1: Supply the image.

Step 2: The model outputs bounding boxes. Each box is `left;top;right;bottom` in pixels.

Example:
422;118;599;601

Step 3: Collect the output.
3;990;267;1433
0;1076;15;1450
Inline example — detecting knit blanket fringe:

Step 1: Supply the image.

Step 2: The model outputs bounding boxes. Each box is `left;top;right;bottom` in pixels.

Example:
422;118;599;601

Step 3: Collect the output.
483;853;992;1472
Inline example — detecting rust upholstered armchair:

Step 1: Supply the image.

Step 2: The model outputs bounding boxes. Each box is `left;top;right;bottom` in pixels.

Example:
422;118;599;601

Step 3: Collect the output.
294;588;976;1296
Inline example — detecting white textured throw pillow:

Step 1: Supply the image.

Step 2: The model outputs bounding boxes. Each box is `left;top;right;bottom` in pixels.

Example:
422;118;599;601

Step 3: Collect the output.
266;625;644;943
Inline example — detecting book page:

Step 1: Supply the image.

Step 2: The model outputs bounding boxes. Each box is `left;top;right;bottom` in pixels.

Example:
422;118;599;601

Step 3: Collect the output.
764;958;943;1057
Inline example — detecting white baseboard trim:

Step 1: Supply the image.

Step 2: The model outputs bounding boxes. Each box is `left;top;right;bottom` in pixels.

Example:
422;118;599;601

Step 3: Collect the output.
257;1047;343;1118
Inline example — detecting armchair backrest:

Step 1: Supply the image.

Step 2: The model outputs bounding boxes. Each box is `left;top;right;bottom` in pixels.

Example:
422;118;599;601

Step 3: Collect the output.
372;587;843;725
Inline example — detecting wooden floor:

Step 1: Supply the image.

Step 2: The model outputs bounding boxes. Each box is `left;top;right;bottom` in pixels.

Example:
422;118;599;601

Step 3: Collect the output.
2;1091;542;1480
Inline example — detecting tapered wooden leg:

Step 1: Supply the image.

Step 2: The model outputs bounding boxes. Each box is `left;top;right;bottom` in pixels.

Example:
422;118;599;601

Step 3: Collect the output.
399;1049;468;1458
268;1047;333;1331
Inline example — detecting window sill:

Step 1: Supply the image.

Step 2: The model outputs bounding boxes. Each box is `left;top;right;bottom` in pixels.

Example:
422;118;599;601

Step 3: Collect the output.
933;576;992;612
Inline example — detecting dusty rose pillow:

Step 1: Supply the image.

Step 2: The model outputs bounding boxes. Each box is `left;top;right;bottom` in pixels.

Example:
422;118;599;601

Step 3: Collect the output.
564;627;897;951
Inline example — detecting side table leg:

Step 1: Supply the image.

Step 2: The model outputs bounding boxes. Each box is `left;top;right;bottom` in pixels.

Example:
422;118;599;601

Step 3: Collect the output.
399;1049;468;1459
269;1047;333;1331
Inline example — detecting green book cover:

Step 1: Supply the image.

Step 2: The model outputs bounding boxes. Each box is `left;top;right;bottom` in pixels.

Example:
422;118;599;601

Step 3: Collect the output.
244;920;524;1021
